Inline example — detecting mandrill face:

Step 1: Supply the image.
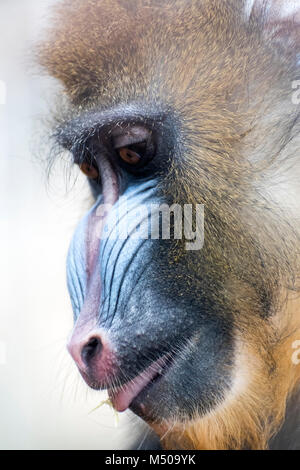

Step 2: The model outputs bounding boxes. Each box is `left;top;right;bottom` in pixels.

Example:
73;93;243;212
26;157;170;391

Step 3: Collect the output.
39;0;300;449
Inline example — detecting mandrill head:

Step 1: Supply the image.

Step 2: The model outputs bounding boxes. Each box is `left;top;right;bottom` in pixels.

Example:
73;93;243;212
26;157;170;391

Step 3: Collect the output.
39;0;300;449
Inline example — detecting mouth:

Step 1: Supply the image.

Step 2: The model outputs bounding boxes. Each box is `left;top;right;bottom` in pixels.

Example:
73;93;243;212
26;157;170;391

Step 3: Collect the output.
108;354;173;413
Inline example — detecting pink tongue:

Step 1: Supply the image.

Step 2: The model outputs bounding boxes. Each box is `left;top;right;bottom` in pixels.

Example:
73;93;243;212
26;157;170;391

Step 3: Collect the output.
109;357;167;412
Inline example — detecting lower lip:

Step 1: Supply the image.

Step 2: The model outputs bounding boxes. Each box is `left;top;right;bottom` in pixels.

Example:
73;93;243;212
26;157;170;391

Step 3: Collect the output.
108;355;173;413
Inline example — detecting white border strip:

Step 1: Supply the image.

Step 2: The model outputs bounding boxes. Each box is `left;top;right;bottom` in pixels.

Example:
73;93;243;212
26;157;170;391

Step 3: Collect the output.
0;341;7;365
0;80;6;105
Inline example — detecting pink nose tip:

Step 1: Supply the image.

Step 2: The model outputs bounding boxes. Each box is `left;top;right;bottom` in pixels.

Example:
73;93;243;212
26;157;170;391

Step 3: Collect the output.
67;330;116;387
68;334;103;371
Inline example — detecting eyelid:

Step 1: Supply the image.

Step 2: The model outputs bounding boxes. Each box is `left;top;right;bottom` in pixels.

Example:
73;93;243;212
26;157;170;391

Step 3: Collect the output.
73;151;96;166
112;126;151;149
113;137;148;150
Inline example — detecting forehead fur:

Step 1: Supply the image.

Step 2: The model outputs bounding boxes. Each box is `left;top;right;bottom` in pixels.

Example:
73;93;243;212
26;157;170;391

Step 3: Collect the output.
39;0;294;110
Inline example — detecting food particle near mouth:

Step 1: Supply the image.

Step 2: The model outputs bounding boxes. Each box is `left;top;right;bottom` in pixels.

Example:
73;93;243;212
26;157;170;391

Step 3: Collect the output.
89;396;120;428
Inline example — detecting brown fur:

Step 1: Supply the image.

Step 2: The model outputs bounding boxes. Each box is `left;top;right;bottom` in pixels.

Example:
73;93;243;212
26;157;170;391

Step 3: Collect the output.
38;0;300;449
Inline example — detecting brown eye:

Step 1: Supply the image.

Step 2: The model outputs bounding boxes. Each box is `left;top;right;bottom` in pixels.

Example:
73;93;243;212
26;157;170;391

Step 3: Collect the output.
79;162;99;179
118;147;142;165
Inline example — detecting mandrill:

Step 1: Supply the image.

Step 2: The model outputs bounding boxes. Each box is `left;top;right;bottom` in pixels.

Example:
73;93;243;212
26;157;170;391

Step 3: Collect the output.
39;0;300;450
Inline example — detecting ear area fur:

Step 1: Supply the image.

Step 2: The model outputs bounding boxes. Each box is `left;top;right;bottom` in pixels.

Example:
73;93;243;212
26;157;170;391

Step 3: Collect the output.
246;0;300;51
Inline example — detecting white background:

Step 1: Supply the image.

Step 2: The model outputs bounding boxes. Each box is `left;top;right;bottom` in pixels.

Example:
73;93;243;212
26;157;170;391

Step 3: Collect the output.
0;0;146;450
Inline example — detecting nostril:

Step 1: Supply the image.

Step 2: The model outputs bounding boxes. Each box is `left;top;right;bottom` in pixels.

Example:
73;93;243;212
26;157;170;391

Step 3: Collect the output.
81;336;103;366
